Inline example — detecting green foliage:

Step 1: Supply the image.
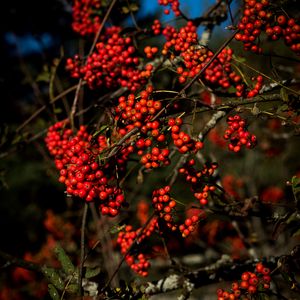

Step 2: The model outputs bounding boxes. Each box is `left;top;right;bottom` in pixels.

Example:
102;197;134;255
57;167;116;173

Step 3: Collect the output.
48;284;60;300
85;266;101;279
54;244;76;276
42;267;65;290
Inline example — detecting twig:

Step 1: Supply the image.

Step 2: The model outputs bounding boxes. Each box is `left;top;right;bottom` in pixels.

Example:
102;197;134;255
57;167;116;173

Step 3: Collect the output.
70;0;118;128
90;202;119;287
16;83;83;132
89;0;118;56
198;111;227;141
232;57;300;96
178;29;239;96
78;203;89;296
102;212;156;291
142;255;279;296
0;250;43;273
225;0;234;25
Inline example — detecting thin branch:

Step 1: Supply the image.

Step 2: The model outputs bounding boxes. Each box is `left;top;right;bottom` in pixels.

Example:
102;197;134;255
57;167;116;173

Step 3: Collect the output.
178;29;239;96
0;250;43;273
70;0;118;128
142;255;279;296
198;111;227;141
102;212;156;291
16;83;82;132
78;203;89;296
232;57;300;96
89;0;118;56
90;202;119;287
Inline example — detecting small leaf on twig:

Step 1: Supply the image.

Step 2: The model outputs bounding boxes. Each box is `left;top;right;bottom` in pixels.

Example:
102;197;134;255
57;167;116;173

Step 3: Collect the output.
251;104;260;115
48;284;60;300
42;267;65;290
54;244;76;276
280;87;289;102
121;3;139;14
291;176;300;205
85;266;101;279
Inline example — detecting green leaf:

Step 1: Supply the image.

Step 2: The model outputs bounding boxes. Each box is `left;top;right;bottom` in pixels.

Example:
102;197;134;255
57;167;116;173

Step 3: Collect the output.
42;267;65;290
53;107;63;114
227;86;236;94
257;292;270;300
277;104;289;113
66;283;79;293
121;6;130;13
54;244;76;276
232;54;246;63
110;224;126;234
85;266;101;279
291;176;300;206
280;87;289;102
36;70;50;83
121;3;139;14
292;227;300;237
92;125;109;137
48;284;60;300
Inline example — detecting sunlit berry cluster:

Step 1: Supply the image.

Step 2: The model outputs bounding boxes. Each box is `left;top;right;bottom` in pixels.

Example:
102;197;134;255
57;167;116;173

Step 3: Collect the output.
66;26;152;91
161;22;262;97
235;0;300;55
144;46;159;59
217;262;271;300
45;120;128;216
72;0;102;36
116;218;158;276
115;86;162;134
223;115;257;152
152;19;162;35
168;117;203;153
178;159;217;206
115;87;174;170
158;0;181;16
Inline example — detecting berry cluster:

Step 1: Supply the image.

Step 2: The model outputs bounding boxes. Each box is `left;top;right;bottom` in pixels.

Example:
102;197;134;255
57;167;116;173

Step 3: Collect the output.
178;159;217;206
115;87;174;170
140;147;170;169
152;19;162;35
168;117;203;153
217;262;271;299
266;16;300;55
235;0;300;55
115;86;162;135
224;115;257;152
45;120;128;216
144;46;159;59
161;22;263;97
152;185;177;231
152;182;211;238
72;0;102;36
158;0;181;16
246;75;263;98
116;218;158;276
178;215;199;238
66;27;152;91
